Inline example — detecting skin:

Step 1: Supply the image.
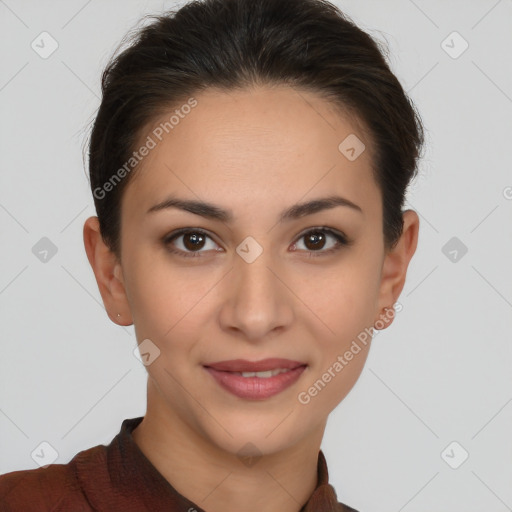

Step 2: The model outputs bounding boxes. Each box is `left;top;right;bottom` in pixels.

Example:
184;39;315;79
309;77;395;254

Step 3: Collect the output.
83;85;419;512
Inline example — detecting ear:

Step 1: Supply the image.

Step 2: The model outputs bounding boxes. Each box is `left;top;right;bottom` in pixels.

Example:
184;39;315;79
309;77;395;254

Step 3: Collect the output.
374;209;419;329
83;216;133;326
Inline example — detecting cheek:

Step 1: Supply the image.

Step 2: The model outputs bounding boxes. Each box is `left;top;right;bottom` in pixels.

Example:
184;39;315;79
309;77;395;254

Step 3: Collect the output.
297;280;374;413
300;256;380;336
296;253;380;399
124;252;221;354
123;251;181;333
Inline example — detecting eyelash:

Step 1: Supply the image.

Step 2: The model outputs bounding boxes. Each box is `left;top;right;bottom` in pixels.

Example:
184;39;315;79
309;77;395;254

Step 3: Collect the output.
163;227;351;259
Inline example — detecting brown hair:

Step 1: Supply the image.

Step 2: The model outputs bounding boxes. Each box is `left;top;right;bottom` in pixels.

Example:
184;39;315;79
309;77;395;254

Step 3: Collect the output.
88;0;425;259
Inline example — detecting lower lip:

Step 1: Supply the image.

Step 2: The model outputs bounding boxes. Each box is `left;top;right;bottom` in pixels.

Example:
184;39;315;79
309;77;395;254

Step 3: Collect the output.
204;365;307;400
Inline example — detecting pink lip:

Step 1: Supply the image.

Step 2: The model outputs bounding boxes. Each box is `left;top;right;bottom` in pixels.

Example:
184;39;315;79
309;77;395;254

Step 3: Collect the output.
203;359;307;400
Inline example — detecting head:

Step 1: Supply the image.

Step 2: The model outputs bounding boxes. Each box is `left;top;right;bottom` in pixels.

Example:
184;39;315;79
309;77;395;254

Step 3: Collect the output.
84;0;423;457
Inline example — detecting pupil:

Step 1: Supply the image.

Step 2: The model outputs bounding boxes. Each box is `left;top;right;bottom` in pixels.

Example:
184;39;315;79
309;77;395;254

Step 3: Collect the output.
306;232;324;250
185;232;205;251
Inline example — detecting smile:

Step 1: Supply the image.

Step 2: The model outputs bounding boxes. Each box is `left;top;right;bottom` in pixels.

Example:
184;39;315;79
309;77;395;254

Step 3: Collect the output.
235;368;291;378
203;359;308;400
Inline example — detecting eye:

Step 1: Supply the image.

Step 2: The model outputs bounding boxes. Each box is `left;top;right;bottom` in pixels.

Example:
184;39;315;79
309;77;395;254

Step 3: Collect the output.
163;226;351;259
291;227;350;257
163;228;221;258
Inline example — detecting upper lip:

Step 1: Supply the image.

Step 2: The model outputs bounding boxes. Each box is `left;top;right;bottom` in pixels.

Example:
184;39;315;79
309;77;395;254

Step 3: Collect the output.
204;358;306;372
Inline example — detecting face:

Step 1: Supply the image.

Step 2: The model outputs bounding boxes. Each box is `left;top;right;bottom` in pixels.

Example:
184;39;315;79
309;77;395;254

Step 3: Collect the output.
86;85;418;458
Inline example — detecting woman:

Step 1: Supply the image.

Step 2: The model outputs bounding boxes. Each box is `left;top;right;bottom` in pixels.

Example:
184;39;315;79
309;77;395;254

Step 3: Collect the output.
0;0;423;510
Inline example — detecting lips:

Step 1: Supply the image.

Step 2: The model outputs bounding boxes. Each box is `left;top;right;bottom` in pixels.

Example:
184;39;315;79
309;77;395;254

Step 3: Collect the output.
204;359;307;400
203;358;306;373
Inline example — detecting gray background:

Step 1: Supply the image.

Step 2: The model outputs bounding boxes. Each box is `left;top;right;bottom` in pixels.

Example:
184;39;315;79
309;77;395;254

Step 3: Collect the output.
1;1;511;510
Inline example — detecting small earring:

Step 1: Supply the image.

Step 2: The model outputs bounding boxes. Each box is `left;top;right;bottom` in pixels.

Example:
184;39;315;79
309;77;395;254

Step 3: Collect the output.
116;313;121;318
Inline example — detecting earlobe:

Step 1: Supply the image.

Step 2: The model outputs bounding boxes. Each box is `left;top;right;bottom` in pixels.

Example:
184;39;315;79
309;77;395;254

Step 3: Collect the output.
374;209;419;328
83;216;133;326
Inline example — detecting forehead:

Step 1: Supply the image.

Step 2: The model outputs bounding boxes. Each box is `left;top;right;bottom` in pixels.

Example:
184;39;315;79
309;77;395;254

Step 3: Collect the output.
121;85;380;223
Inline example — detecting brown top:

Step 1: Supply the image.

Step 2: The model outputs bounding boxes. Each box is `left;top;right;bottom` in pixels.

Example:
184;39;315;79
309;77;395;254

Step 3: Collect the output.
0;416;358;512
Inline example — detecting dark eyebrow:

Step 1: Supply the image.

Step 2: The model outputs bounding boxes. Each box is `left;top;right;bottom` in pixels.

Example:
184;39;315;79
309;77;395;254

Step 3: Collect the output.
147;195;363;222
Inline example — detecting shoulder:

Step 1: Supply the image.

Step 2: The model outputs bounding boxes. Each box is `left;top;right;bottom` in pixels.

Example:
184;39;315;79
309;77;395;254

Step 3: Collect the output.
0;444;106;512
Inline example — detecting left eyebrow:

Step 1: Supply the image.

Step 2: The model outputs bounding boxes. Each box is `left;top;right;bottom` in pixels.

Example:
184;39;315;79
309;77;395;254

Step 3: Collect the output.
146;194;363;223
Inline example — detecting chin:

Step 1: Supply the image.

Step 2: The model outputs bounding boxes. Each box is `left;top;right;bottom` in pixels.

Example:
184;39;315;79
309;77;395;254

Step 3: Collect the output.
195;407;317;458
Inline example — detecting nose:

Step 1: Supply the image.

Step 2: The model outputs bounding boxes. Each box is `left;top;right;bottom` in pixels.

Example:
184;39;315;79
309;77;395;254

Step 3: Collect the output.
218;244;294;342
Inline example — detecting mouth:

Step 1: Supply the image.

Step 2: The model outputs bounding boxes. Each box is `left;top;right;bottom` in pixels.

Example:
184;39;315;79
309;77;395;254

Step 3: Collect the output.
203;358;306;373
203;358;308;400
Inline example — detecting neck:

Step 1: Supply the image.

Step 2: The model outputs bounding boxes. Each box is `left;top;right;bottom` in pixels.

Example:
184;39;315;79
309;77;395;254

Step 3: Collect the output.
132;380;326;512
